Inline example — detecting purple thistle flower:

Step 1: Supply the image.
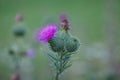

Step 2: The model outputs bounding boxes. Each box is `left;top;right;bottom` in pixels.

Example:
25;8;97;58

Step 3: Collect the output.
27;48;35;58
59;13;70;30
36;24;58;43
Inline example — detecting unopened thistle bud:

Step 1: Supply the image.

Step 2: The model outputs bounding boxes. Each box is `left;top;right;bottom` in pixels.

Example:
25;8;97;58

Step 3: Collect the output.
13;14;26;37
9;49;15;55
49;37;65;52
13;27;26;37
49;30;70;52
65;37;80;52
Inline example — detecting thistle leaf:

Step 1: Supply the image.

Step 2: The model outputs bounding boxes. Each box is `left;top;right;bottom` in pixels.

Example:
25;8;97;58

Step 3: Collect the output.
61;63;72;73
64;63;72;70
48;54;58;61
62;59;69;68
54;62;59;70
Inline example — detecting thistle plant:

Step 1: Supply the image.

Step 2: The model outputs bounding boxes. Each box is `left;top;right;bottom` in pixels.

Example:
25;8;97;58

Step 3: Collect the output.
36;14;80;80
9;14;35;80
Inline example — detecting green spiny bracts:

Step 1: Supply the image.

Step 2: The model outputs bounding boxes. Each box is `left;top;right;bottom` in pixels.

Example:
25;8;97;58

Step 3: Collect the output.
13;27;26;37
65;37;80;52
49;30;70;52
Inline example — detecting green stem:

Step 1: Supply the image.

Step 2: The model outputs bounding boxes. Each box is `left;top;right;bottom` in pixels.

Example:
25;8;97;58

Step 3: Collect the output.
55;72;59;80
60;53;63;73
55;52;63;80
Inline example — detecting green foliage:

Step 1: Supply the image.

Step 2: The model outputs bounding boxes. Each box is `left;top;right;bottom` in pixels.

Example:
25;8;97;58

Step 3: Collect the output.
48;52;72;75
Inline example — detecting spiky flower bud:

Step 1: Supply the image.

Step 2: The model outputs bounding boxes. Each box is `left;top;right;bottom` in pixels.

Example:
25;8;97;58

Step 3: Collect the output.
13;27;26;37
49;37;64;52
65;37;80;52
9;49;15;55
49;30;70;52
13;14;26;37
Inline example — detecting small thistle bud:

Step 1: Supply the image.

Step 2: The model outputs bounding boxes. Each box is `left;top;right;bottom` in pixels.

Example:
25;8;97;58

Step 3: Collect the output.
13;14;26;37
8;49;15;55
49;37;65;52
49;30;70;52
13;13;26;37
13;27;26;37
65;37;80;52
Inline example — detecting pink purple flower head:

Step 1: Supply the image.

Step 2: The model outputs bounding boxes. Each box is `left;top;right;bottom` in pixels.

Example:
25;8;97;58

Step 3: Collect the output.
59;13;70;30
27;48;35;58
36;24;58;43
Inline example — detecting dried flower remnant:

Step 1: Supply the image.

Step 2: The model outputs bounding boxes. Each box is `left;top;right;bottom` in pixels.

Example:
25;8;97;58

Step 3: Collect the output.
11;72;20;80
59;13;70;30
15;14;23;23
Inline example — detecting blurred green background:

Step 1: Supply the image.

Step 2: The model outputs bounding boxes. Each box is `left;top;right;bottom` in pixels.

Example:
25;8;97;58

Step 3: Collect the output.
0;0;120;80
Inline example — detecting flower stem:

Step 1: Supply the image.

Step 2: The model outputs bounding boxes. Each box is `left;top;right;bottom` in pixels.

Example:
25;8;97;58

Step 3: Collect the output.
55;72;59;80
60;53;63;73
55;52;63;80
